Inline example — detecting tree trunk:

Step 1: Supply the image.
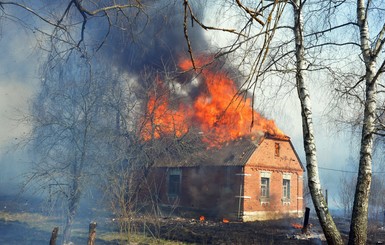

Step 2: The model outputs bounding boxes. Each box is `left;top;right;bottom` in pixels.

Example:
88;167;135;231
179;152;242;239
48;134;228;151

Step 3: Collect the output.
348;0;377;243
63;214;73;245
292;1;343;244
63;183;82;244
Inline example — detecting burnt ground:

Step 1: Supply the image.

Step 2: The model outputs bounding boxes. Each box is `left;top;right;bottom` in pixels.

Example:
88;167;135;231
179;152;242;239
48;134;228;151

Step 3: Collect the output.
1;194;385;244
136;213;385;244
137;215;328;244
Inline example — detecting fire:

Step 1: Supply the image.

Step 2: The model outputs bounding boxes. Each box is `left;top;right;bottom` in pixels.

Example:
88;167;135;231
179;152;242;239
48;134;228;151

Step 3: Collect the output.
141;78;190;141
222;218;230;223
140;55;285;146
199;216;205;222
291;223;303;229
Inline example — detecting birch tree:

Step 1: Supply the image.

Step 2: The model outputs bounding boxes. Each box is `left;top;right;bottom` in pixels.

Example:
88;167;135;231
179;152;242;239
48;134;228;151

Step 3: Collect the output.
347;0;384;241
291;0;343;243
315;0;385;242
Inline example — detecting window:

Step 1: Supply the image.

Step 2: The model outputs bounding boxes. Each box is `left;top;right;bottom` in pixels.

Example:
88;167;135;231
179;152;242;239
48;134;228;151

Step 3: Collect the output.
275;143;280;157
283;179;290;200
168;169;181;196
261;177;270;198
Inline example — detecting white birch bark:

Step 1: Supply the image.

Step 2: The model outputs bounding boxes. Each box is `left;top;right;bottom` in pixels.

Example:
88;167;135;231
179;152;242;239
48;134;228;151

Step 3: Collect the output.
292;1;343;243
348;0;377;243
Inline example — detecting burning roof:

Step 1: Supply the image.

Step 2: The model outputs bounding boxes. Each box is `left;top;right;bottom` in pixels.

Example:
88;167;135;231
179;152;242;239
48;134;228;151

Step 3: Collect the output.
140;55;285;148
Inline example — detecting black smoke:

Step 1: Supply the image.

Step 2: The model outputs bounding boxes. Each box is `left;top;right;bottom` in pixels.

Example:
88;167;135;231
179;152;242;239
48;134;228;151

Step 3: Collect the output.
97;1;210;73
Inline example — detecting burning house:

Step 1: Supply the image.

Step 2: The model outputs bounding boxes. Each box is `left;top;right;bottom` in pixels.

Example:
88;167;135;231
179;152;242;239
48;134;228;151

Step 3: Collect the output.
146;134;304;221
139;57;304;221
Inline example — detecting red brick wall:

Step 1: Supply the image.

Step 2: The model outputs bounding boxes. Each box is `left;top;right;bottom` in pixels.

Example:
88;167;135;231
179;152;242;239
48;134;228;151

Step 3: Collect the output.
242;138;304;220
248;138;303;172
242;167;303;219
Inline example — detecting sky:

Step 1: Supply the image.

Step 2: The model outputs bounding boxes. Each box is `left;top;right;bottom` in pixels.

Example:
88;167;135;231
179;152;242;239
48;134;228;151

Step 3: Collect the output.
0;2;358;209
0;18;42;194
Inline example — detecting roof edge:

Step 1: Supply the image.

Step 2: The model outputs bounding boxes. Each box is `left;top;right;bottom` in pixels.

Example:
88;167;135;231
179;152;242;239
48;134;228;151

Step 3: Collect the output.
264;133;291;141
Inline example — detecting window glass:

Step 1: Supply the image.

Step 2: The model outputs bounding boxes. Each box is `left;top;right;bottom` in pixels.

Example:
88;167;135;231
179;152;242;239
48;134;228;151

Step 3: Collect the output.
168;170;181;196
283;179;290;199
261;177;270;197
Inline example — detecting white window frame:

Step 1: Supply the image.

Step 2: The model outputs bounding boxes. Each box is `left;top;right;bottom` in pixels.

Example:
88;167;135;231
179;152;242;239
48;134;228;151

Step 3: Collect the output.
259;171;272;205
261;177;270;198
282;173;291;204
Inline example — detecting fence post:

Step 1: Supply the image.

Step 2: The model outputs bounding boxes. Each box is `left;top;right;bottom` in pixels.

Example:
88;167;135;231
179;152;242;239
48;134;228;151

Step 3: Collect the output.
87;221;97;245
49;227;59;245
302;207;310;234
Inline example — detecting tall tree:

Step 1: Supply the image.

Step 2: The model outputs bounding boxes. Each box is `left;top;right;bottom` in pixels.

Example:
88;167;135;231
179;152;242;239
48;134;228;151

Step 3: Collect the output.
291;0;343;243
26;54;128;243
347;0;385;242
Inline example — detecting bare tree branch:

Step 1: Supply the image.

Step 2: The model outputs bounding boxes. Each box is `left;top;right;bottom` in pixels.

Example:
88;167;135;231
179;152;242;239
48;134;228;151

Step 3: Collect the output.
0;1;66;29
373;23;385;58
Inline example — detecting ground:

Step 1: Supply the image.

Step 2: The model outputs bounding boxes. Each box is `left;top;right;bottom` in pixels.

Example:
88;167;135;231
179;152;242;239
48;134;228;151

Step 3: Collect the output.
138;215;326;244
1;195;384;244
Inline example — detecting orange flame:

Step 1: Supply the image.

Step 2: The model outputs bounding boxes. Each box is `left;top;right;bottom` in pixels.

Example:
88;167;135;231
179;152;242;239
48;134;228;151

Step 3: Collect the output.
141;78;190;141
222;218;230;223
291;223;303;229
140;55;285;146
200;216;205;222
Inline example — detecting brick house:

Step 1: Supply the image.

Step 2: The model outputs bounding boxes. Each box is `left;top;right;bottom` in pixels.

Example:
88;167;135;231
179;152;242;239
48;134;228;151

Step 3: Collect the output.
146;134;305;221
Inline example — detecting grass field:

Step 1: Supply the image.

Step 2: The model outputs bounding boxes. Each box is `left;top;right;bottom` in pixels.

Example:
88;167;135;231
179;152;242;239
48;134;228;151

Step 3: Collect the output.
0;210;188;244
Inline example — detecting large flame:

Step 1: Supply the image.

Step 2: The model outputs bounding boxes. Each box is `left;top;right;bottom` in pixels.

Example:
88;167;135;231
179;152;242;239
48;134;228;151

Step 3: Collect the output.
140;56;285;147
140;78;190;141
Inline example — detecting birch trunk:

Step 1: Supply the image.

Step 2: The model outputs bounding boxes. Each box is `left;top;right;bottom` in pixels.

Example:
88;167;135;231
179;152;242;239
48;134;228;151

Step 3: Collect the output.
348;0;377;243
292;1;343;244
63;183;82;244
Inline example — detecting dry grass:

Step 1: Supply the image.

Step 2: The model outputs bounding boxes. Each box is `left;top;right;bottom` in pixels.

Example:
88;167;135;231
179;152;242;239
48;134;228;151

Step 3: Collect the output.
99;232;188;244
0;211;187;244
0;210;57;231
0;211;48;222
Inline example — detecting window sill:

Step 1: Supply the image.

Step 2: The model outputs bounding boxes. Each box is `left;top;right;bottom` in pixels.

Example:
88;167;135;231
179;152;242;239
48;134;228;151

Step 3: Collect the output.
259;197;270;205
282;198;291;205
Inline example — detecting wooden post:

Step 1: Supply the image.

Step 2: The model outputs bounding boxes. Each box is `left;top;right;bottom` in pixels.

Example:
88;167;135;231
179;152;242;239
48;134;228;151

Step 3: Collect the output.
383;211;385;226
87;222;97;245
302;207;310;234
325;189;328;205
49;227;59;245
